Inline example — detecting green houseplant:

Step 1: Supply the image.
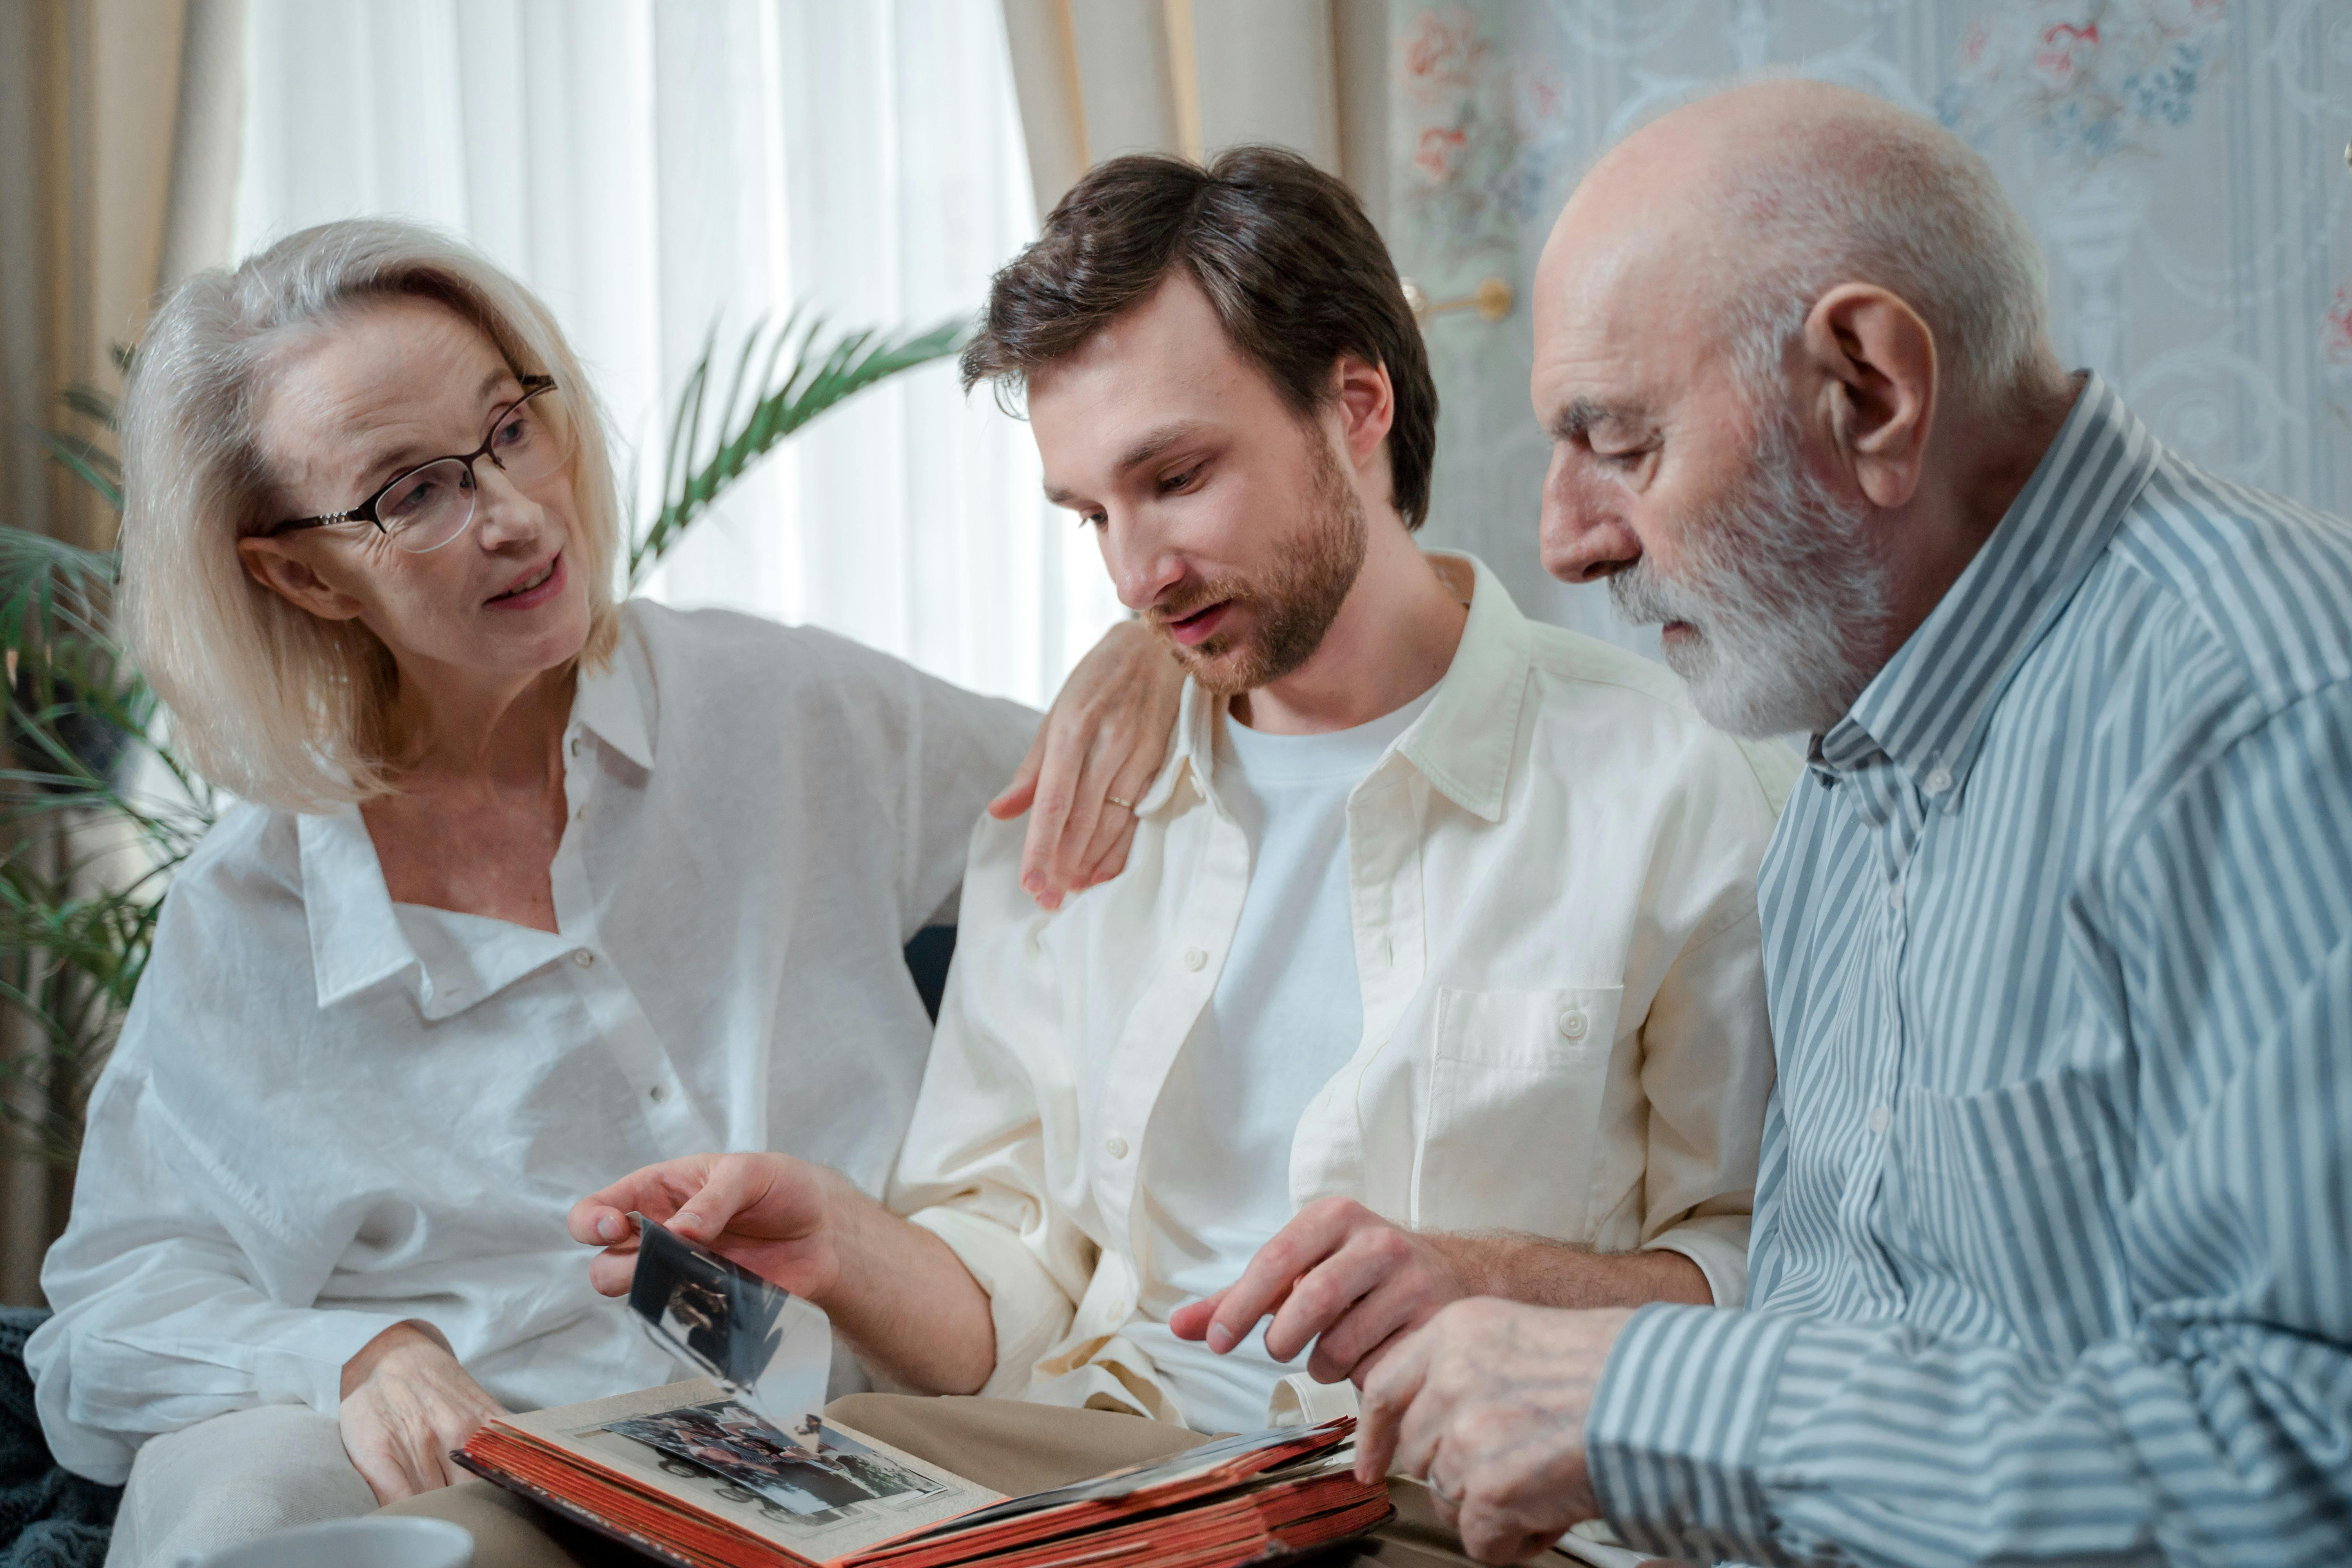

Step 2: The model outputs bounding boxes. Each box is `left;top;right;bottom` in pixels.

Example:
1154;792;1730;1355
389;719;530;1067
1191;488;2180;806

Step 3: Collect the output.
0;314;962;1167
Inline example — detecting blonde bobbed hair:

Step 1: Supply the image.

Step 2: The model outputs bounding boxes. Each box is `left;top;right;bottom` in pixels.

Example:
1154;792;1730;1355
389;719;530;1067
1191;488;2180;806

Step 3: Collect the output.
118;217;624;813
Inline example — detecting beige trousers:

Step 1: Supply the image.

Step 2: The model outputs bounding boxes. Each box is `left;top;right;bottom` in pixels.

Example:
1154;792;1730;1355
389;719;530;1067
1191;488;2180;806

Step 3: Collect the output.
106;1403;377;1568
387;1393;1585;1567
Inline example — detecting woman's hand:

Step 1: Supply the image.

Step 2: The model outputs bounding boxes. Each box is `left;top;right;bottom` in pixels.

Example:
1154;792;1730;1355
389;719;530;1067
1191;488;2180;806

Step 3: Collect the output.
338;1321;507;1504
568;1152;846;1302
991;620;1183;909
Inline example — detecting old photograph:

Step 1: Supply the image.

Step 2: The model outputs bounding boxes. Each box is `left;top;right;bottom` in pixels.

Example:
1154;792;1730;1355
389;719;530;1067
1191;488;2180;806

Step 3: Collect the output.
605;1399;945;1520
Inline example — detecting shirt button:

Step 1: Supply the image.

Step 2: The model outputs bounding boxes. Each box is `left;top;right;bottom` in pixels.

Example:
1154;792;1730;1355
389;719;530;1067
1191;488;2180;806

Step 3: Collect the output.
571;949;595;968
1103;1134;1129;1159
1868;1105;1891;1135
1925;766;1953;794
648;1083;670;1104
1888;881;1904;911
1181;948;1207;971
569;735;583;757
1557;1009;1588;1041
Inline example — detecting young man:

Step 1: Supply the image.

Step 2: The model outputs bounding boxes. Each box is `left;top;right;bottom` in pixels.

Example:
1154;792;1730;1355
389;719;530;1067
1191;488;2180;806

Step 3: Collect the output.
572;148;1796;1436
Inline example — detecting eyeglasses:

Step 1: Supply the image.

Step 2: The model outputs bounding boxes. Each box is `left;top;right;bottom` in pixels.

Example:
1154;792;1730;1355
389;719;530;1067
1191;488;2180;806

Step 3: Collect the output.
263;376;575;555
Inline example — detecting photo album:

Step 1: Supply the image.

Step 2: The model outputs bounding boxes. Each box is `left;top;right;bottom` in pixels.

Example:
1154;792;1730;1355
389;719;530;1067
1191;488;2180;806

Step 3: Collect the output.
454;1216;1394;1568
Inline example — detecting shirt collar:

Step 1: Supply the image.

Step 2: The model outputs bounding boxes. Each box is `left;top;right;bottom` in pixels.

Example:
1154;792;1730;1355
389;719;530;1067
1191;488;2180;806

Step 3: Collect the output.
1136;550;1533;825
572;626;656;770
298;806;421;1011
298;630;654;1016
1820;373;2159;808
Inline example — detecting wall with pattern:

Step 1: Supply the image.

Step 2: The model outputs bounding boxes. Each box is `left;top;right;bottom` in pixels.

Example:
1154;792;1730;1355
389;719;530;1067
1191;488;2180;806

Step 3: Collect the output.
1384;0;2352;656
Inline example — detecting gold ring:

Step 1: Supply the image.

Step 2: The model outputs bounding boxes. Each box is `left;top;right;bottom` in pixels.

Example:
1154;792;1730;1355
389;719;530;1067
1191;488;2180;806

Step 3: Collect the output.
1105;794;1136;811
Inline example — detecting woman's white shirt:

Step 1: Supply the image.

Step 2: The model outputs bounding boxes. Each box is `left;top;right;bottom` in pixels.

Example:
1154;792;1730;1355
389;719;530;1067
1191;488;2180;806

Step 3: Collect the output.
26;601;1037;1484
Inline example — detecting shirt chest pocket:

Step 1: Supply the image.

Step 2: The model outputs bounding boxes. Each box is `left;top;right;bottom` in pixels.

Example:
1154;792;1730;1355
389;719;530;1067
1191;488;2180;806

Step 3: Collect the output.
1411;985;1622;1236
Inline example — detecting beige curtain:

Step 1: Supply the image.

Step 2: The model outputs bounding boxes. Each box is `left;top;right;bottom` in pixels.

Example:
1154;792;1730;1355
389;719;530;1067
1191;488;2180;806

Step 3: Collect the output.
0;0;243;1307
1000;0;1390;230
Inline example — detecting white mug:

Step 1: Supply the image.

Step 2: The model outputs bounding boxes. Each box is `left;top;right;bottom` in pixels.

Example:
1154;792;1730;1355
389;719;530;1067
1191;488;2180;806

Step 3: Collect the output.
176;1517;473;1568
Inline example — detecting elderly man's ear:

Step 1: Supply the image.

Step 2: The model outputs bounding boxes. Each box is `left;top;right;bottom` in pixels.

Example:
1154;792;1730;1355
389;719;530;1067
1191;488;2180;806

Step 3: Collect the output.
1798;282;1938;511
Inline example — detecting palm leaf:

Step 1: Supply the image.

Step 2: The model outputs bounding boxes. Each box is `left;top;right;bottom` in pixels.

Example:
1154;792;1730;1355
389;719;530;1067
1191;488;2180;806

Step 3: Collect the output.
57;384;120;433
0;469;195;1165
35;378;126;512
628;315;965;586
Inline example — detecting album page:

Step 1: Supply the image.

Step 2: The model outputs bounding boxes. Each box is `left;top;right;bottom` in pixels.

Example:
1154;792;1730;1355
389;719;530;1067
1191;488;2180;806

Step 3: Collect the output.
491;1377;1002;1560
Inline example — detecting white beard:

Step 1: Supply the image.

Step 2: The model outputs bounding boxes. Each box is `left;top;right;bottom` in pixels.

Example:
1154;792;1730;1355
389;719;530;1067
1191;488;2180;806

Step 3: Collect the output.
1608;412;1889;739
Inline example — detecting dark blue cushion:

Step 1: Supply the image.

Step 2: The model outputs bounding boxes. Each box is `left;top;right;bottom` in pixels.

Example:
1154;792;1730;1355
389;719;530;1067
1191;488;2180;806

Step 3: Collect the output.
903;926;956;1024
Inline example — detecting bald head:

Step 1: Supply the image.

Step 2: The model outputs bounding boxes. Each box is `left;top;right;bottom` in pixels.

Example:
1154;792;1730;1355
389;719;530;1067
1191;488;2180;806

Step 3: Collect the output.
1543;78;2055;417
1530;80;2081;740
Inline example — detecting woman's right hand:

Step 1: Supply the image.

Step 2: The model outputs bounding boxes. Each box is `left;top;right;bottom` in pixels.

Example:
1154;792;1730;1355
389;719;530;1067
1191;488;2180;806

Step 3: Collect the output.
338;1321;506;1503
568;1152;844;1302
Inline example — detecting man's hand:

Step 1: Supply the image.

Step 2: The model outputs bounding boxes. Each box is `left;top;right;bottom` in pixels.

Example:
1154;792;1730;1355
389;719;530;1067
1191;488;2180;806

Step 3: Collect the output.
570;1153;998;1395
990;620;1183;909
568;1152;845;1303
1167;1198;1474;1386
1355;1300;1635;1565
338;1321;506;1504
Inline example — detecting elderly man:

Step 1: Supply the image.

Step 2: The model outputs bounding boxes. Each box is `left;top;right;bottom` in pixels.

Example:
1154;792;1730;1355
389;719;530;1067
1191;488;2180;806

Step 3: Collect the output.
1353;80;2352;1568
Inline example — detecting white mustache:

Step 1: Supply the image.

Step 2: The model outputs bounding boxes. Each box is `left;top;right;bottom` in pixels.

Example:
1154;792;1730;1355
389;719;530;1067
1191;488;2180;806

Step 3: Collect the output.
1607;560;1710;630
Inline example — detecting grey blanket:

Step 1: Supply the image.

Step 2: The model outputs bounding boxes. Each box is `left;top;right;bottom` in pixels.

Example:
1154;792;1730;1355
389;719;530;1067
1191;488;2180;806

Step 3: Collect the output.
0;1310;115;1568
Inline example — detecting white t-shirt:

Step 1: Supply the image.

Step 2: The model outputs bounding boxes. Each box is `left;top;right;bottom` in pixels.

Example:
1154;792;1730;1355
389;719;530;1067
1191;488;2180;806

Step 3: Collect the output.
1125;684;1439;1433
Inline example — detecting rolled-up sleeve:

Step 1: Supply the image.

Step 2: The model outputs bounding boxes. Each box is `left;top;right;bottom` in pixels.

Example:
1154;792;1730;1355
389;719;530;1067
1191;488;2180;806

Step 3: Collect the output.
27;1063;406;1484
1624;736;1796;1310
886;815;1094;1396
1631;906;1772;1309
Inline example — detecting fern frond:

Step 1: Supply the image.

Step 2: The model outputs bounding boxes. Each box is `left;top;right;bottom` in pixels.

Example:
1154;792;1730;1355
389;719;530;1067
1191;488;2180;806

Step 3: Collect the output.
628;315;965;586
58;383;120;433
29;430;123;517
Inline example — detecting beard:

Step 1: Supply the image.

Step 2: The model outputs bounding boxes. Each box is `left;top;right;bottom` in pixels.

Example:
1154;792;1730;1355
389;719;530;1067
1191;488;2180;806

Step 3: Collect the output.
1151;439;1368;697
1607;410;1890;739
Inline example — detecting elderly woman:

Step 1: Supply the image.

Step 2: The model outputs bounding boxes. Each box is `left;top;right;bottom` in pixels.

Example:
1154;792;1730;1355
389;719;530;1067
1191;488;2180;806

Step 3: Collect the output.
25;219;1180;1568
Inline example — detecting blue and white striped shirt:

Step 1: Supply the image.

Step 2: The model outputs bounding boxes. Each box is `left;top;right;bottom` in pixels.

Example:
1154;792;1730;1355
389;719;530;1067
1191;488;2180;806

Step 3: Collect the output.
1584;376;2352;1566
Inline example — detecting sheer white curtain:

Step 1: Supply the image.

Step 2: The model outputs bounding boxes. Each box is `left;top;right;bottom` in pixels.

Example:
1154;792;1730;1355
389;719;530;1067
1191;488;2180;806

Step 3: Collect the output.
234;0;1124;706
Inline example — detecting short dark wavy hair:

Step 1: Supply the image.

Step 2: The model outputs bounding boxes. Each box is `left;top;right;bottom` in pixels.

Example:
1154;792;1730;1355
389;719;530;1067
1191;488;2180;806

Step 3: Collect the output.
962;145;1437;530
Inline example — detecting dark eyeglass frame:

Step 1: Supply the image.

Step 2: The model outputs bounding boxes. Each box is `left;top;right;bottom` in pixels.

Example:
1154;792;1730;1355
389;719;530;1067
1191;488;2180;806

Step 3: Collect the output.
261;375;561;541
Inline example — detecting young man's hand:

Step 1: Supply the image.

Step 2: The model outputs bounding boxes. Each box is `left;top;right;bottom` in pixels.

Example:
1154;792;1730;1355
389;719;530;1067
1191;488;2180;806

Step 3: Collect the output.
1167;1198;1711;1391
570;1153;998;1396
338;1320;507;1503
991;620;1183;909
569;1152;847;1303
1167;1197;1474;1385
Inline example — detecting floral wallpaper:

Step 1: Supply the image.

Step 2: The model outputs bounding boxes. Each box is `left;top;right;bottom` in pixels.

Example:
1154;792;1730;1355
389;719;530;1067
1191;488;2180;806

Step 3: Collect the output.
1386;0;2352;655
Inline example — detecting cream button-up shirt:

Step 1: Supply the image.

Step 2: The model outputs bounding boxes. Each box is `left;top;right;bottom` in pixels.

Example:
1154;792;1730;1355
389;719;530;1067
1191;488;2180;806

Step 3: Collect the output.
890;554;1798;1429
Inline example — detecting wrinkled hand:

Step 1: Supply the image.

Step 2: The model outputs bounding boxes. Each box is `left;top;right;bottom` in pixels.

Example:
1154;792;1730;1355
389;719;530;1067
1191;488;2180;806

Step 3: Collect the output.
568;1151;844;1301
1167;1198;1471;1386
990;620;1183;909
1355;1300;1634;1564
338;1321;506;1504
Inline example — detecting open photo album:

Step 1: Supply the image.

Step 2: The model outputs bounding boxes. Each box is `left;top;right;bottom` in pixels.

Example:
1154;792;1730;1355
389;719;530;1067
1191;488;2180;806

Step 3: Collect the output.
454;1216;1393;1567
